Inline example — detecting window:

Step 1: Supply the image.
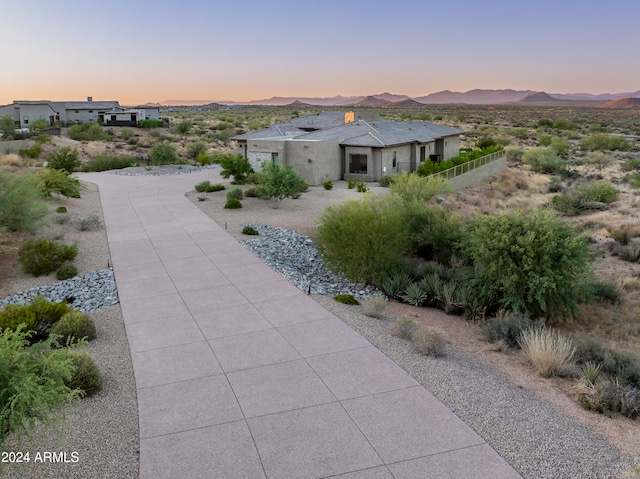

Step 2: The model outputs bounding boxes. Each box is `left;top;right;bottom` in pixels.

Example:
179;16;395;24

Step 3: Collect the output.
271;152;279;165
349;154;367;174
88;110;93;113
23;115;29;124
392;151;397;168
74;110;79;113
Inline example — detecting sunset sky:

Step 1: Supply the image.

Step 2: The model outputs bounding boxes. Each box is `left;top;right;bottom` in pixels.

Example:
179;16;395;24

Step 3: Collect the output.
1;0;638;105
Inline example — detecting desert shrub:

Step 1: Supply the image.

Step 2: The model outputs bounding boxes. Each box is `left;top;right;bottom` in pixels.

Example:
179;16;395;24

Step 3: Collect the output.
56;264;78;280
18;239;78;277
317;196;410;285
119;127;134;140
552;119;576;130
378;175;395;187
624;172;640;189
402;203;463;263
187;140;208;160
618;242;640;263
206;184;225;192
67;123;109;141
579;379;640;419
523;148;567;175
176;121;191;135
550;137;571;157
243;186;257;197
55;206;67;214
400;282;426;306
346;179;356;189
574;337;640;387
245;172;260;184
356;181;368;193
226;187;243;200
322;176;333;190
461;209;595;317
412;326;447;357
255;161;307;208
482;311;542;347
76;212;102;231
0;296;72;342
580;182;618;204
47;147;81;173
54;212;70;224
333;294;359;305
0;168;49;233
197;153;211;165
224;197;242;209
391;316;418;340
580;134;631;151
149;142;180;165
538;118;554;128
389;172;452;203
608;224;640;245
621;158;640;172
138;119;163;128
0;328;80;443
32;168;85;198
505;147;524;163
361;297;387;318
64;350;102;397
218;154;253;183
35;134;52;144
519;327;575;377
19;144;42;159
81;154;137;172
50;311;96;343
242;225;259;235
588;280;621;304
194;180;211;192
582;151;614;171
380;271;413;299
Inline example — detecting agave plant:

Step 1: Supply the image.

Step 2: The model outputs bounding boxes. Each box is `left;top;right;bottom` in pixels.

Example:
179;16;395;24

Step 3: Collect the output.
400;282;426;306
381;271;412;299
418;273;443;306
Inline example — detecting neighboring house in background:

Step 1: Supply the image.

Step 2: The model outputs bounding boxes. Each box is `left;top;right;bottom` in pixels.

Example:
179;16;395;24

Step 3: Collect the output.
0;97;160;128
232;112;462;185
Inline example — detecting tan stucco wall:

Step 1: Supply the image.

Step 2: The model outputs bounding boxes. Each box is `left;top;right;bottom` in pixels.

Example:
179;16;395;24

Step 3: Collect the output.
443;135;460;159
286;139;342;185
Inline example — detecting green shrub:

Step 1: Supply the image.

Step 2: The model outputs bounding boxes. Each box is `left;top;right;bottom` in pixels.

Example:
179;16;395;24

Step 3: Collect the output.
411;326;447;357
187;140;208;159
403;203;463;263
149;143;180;165
32;168;85;198
333;294;359;305
245;172;260;184
505;147;525;163
580;134;631;151
35;134;52;144
56;264;78;280
47;147;81;173
224;197;242;209
582;152;614;171
317;196;410;285
138;119;163;128
81;154;138;172
119;127;134;140
621;158;640;172
552;119;576;130
550;137;571;157
389;172;452;203
0;296;72;342
588;280;621;304
76;212;102;231
206;183;225;193
0;328;80;443
176;121;191;135
523;148;567;175
18;144;42;159
55;206;67;214
18;239;78;277
378;175;395;187
50;311;96;343
623;172;640;189
64;351;102;397
346;179;356;189
391;315;417;340
67;123;109;141
356;181;368;193
226;187;244;200
322;176;333;190
0;168;49;233
242;225;259;235
194;180;211;192
255;161;307;208
218;154;253;183
461;209;595;317
482;311;542;347
197;153;211;165
580;182;618;204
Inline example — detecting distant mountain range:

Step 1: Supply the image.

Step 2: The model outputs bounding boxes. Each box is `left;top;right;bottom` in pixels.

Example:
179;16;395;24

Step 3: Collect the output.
156;89;640;107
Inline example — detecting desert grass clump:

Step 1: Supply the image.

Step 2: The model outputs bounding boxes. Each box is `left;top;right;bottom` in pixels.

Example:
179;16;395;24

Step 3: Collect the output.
333;294;359;305
411;326;447;357
607;224;640;245
76;212;102;231
519;328;575;377
1;153;22;167
617;241;640;263
64;350;102;397
51;311;96;343
482;310;542;348
361;297;387;318
226;187;244;200
391;315;417;340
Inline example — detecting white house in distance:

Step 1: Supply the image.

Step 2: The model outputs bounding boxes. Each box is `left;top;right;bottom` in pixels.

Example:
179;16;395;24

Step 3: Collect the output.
0;97;160;128
232;112;462;185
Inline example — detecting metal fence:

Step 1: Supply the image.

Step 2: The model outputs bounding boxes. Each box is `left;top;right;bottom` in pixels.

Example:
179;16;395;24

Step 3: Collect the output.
426;150;506;181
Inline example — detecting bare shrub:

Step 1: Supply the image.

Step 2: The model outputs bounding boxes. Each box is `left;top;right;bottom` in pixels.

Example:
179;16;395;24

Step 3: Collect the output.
391;315;417;340
361;297;387;318
519;328;575;377
1;153;22;167
411;326;447;357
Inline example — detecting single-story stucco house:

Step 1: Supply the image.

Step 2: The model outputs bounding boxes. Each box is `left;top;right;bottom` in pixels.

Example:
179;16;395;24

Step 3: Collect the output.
232;112;462;185
0;97;160;128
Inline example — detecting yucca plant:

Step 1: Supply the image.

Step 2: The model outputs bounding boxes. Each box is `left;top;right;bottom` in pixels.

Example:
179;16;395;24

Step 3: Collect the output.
441;280;459;314
418;273;443;306
381;271;412;299
582;361;602;386
400;282;426;306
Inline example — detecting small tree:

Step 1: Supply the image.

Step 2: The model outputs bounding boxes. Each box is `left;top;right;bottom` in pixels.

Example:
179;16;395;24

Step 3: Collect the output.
149;143;180;165
0;115;15;140
255;160;306;209
218;154;253;184
582;151;614;172
461;208;595;317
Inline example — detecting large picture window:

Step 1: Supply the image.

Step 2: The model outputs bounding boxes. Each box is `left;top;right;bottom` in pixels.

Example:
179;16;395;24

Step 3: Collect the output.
349;154;367;174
